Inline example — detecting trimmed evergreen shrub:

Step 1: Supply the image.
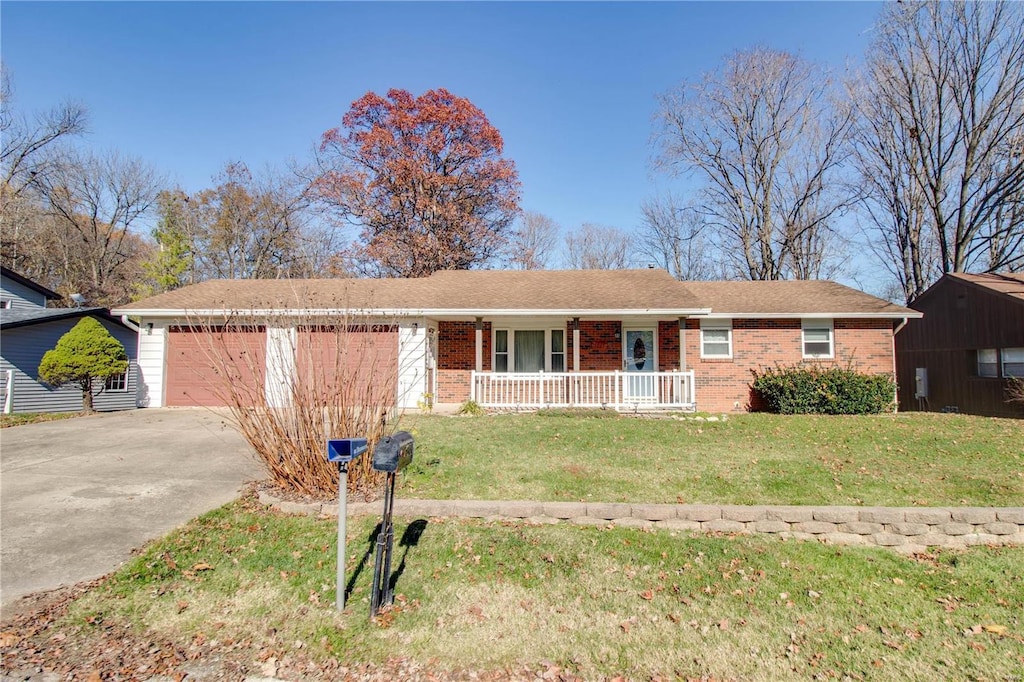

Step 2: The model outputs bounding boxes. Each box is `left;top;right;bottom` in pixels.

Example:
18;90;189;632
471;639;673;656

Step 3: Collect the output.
751;365;896;415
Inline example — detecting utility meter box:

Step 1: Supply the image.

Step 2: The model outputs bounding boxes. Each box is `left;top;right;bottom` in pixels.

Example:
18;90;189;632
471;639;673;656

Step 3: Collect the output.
914;368;928;399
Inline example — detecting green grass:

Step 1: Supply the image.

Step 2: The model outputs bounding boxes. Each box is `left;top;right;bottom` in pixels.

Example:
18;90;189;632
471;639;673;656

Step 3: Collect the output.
0;411;80;428
63;501;1024;680
397;412;1024;507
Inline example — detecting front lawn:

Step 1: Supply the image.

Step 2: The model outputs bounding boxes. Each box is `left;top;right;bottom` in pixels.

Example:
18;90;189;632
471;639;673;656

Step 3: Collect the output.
398;412;1023;507
6;500;1020;680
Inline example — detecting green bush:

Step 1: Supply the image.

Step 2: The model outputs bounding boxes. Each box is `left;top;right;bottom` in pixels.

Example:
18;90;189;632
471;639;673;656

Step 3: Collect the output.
750;365;895;415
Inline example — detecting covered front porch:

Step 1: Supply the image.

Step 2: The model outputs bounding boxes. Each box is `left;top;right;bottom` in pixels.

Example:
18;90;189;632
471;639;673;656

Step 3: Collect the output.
471;369;696;411
432;315;699;412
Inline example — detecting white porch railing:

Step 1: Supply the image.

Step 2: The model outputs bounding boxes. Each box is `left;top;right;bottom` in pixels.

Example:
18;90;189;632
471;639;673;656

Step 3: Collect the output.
470;370;696;411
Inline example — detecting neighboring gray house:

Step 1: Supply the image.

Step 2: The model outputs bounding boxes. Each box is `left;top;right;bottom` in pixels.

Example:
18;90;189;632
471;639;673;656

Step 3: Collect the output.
1;267;139;414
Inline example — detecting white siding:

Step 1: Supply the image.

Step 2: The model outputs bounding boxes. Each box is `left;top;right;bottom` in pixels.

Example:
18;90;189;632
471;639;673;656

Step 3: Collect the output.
397;319;427;409
136;322;167;407
265;326;296;408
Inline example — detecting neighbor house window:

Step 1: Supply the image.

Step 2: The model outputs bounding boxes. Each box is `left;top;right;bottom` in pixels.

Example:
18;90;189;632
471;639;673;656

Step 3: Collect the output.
977;349;998;377
700;320;732;358
493;329;566;372
802;320;834;358
104;370;128;392
1001;348;1024;378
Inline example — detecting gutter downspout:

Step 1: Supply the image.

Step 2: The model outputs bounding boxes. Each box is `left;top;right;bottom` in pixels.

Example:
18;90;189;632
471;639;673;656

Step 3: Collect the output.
120;315;142;333
891;317;909;412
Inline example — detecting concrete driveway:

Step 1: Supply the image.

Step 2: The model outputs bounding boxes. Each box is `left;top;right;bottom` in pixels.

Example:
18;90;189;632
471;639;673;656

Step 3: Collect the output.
0;408;261;617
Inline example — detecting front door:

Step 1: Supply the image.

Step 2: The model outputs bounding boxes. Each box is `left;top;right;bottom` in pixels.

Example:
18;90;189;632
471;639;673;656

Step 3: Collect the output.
624;328;656;400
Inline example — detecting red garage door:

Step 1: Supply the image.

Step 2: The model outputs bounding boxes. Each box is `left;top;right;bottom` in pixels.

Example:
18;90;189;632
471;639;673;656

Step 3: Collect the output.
296;326;398;405
165;326;267;407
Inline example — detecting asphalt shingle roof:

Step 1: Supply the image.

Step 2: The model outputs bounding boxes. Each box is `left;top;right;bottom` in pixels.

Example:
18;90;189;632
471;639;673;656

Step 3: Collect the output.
947;272;1024;303
115;269;918;318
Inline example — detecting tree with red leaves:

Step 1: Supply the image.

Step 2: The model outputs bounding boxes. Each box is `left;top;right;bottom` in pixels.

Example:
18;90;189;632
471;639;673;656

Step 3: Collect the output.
315;88;521;278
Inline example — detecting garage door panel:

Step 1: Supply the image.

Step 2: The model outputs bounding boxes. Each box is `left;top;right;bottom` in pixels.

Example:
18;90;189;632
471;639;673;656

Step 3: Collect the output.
166;326;267;407
296;326;398;404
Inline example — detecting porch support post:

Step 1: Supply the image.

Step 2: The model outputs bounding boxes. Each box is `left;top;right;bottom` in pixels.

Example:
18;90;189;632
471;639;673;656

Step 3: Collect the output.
678;317;687;371
572;317;581;372
474;317;483;372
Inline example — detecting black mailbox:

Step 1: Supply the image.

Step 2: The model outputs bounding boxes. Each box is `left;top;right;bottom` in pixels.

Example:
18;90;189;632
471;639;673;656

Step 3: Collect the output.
372;431;414;473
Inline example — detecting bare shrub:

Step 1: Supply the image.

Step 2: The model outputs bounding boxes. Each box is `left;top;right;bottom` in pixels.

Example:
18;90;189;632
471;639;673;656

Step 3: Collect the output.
182;302;400;497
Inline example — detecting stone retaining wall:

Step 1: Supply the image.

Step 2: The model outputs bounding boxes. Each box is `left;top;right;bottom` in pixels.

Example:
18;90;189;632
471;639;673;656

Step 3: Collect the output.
258;493;1024;554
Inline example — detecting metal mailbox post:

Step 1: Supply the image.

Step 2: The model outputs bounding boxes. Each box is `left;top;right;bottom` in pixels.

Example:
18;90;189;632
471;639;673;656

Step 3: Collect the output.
326;437;368;611
370;431;414;616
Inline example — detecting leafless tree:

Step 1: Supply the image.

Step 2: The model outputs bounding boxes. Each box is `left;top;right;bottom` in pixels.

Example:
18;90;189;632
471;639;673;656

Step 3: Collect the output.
564;223;632;269
655;47;854;281
1;70;87;200
29;149;159;306
854;1;1024;302
504;210;560;270
637;193;715;280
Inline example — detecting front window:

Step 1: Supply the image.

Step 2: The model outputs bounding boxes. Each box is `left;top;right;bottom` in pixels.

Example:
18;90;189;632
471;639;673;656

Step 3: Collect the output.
1001;348;1023;378
494;330;509;372
802;320;834;359
493;329;565;372
977;349;998;377
700;320;732;358
551;330;565;372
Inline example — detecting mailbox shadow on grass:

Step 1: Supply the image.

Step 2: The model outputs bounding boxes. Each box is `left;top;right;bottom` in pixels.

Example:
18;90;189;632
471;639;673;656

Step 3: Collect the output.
345;519;429;604
389;518;429;593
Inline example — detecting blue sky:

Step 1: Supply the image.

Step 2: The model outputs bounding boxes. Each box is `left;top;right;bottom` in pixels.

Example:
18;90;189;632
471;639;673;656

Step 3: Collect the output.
2;1;884;283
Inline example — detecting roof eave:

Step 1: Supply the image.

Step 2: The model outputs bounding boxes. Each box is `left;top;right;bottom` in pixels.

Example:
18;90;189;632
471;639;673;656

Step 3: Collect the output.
701;311;922;319
114;307;714;318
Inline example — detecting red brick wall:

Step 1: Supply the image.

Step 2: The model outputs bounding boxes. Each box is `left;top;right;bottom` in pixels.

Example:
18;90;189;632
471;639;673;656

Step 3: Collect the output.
436;320;491;404
659;320;681;369
684;318;895;413
578;321;622;370
434;317;895;410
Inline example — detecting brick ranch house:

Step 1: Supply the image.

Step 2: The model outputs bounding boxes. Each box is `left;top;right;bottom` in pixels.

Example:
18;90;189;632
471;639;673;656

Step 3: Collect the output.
113;269;919;413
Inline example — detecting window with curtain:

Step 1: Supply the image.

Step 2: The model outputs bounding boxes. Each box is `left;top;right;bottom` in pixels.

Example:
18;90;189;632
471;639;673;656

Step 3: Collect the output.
493;329;565;372
514;330;545;372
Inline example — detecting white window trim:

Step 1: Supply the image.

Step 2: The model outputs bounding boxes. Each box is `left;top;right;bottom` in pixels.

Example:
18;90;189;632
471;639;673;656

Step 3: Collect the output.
699;319;733;359
492;327;566;373
802;319;834;359
104;369;130;392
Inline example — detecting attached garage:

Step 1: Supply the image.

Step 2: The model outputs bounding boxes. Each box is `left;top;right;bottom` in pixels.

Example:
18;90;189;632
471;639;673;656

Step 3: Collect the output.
165;326;267;407
295;325;399;405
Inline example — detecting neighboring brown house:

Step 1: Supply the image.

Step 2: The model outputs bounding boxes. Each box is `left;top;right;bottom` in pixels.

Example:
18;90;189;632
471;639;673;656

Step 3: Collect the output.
895;272;1024;418
113;269;918;413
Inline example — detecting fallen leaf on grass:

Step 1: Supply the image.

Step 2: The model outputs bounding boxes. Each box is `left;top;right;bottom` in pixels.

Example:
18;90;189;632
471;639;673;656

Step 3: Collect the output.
639;589;654;601
982;624;1008;636
192;562;213;572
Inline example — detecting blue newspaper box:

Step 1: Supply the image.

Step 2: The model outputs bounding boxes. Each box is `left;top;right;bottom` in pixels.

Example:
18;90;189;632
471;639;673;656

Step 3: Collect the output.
327;438;368;465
